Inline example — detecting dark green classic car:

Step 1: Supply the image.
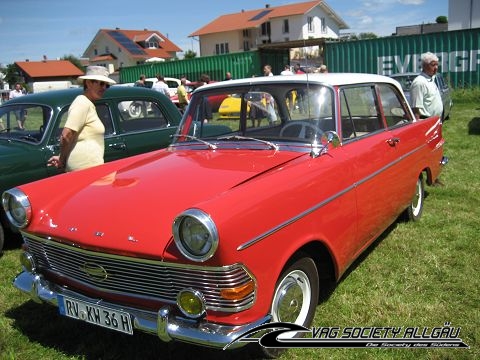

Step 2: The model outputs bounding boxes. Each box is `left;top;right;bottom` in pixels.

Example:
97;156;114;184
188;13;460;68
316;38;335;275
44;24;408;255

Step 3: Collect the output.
0;86;181;251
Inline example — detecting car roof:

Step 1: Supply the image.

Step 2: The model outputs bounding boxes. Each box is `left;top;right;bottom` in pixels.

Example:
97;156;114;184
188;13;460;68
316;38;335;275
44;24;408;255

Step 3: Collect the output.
390;72;419;77
199;73;404;91
2;86;168;108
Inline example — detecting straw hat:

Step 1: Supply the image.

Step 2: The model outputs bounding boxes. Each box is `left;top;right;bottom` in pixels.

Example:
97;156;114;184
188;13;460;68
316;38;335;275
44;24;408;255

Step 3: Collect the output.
78;66;116;85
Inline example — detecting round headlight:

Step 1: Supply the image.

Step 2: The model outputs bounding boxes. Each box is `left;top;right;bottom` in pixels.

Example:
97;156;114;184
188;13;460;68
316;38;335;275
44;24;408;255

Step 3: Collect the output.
173;209;218;262
2;188;32;228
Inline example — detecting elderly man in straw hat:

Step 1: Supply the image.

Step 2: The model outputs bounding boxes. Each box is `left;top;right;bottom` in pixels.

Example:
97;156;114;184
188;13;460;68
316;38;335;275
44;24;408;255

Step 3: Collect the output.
48;65;116;172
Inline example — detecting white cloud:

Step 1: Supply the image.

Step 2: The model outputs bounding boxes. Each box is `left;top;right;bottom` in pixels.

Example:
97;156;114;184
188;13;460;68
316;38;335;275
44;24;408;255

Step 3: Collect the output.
398;0;425;5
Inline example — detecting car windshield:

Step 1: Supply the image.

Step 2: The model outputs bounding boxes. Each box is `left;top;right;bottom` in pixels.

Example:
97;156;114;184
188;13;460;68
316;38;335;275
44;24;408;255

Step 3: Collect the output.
173;83;335;149
0;104;53;143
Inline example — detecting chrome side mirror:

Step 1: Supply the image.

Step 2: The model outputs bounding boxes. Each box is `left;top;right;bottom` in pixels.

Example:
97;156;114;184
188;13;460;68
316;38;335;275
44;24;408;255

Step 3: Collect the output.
310;131;340;158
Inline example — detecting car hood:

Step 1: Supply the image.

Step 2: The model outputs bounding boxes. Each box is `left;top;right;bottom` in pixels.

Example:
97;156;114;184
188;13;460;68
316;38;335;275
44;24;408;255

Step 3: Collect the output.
21;148;305;259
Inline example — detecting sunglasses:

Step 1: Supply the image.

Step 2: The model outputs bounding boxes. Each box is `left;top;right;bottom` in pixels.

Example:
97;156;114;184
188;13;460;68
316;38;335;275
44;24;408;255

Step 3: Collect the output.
92;80;110;88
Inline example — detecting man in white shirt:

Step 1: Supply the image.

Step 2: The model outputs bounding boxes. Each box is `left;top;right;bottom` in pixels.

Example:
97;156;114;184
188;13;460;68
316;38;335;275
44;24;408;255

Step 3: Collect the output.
410;52;443;120
152;74;170;97
280;65;294;75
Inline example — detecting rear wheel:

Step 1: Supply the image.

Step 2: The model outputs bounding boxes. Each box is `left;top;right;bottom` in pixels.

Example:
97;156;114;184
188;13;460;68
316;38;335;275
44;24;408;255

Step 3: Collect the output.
405;175;425;221
256;256;319;359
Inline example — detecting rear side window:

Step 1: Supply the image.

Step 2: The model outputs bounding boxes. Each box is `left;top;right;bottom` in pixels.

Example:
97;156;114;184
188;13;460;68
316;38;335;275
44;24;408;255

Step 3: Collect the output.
377;84;413;128
340;85;384;141
117;100;169;132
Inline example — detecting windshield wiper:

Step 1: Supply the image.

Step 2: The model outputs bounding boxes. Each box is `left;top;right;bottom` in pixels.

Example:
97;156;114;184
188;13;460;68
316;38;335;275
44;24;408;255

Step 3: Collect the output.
218;135;279;151
171;134;217;150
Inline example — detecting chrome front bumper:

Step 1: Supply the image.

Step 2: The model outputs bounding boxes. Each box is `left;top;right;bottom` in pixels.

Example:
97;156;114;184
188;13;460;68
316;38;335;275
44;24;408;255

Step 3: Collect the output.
13;271;271;350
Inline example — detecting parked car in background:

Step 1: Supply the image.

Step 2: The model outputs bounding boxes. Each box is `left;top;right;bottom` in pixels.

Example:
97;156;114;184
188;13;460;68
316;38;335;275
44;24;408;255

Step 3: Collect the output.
144;77;185;98
0;86;181;252
118;77;187;98
390;72;453;121
4;74;447;357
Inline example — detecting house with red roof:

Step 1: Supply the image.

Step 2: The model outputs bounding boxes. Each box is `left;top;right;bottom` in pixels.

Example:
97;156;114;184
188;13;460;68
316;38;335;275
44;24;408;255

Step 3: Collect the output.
14;59;85;92
83;28;182;71
189;1;348;57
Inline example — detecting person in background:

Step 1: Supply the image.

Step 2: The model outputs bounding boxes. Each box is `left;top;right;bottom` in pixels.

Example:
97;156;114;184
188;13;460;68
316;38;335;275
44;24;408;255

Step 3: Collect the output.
198;74;212;122
280;65;294;112
293;63;305;74
224;72;232;81
152;74;170;97
280;65;294;75
318;64;328;73
293;63;306;113
177;76;190;113
134;74;146;87
48;66;116;172
263;65;274;76
410;52;443;121
9;83;27;129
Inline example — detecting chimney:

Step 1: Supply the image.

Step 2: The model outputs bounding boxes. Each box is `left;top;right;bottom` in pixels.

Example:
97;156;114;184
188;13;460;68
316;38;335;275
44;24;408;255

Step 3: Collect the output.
266;4;270;8
43;55;47;62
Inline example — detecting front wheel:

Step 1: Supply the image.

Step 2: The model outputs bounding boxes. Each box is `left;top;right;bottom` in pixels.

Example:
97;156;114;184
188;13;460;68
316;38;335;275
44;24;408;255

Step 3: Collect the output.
405;175;425;221
256;256;319;359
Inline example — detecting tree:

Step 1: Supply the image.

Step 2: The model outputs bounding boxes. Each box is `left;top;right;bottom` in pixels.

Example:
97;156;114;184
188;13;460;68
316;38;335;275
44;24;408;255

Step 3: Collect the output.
436;16;448;24
358;32;378;40
4;63;22;87
61;55;84;71
183;50;197;59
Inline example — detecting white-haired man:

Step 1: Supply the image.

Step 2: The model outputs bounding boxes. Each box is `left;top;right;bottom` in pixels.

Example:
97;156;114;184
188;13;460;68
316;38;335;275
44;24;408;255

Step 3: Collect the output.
410;52;443;121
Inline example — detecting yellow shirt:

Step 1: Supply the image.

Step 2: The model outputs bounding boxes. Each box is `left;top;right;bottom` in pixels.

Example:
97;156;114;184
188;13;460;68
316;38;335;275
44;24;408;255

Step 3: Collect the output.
64;95;105;171
177;84;188;104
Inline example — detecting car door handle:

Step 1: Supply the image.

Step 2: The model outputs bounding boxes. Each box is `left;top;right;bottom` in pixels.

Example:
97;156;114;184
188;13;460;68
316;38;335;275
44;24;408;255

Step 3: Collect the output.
386;137;400;146
109;142;127;150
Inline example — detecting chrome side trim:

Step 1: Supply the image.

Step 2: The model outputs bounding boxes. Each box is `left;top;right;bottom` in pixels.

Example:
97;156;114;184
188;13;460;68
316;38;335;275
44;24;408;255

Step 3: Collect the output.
238;143;428;251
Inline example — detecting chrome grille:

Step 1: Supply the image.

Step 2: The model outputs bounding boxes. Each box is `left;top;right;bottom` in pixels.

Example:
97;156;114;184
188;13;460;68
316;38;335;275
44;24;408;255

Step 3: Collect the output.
24;234;255;312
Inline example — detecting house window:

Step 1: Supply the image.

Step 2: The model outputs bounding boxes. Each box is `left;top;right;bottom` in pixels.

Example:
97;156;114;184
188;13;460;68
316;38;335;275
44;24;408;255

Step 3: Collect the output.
243;40;250;51
105;46;110;53
243;29;250;38
321;17;327;33
261;22;271;36
216;43;230;55
147;41;158;49
283;19;289;34
308;17;314;32
94;49;98;56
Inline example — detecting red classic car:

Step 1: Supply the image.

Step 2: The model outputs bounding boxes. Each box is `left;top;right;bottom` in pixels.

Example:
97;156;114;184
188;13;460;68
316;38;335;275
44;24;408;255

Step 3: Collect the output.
3;73;447;357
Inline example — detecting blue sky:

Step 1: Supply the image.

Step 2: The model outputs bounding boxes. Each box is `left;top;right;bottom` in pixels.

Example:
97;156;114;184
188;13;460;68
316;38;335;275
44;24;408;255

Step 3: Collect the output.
0;0;448;66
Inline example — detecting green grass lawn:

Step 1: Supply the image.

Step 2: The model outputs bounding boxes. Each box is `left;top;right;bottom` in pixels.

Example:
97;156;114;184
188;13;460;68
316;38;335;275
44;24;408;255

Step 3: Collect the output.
0;91;478;360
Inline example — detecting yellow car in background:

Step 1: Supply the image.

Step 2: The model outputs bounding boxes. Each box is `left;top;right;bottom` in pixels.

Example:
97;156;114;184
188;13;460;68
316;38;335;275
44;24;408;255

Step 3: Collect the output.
219;91;297;120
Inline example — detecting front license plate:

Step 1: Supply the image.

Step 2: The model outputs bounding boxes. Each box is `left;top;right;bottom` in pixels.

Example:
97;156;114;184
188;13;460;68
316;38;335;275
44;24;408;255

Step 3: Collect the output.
58;295;133;335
